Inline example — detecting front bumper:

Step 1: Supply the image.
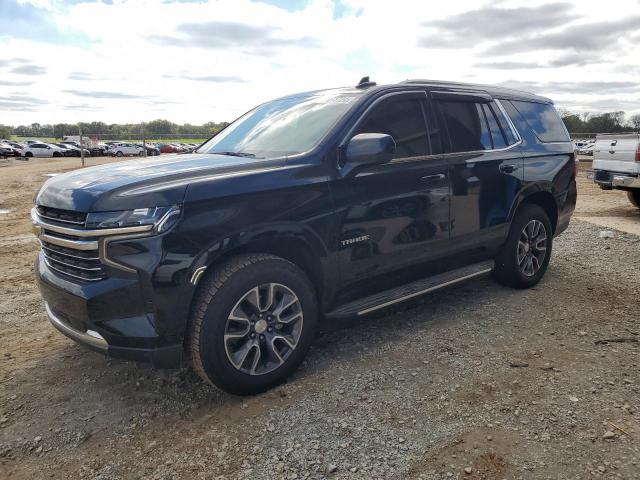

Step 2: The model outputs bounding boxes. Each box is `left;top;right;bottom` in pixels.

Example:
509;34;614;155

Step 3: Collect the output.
37;251;184;368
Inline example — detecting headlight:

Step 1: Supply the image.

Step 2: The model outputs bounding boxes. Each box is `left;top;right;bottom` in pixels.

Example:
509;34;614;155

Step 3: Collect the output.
85;205;181;232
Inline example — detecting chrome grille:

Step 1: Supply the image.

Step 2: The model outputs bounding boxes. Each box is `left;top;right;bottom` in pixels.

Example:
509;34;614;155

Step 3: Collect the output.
36;206;87;226
41;238;105;282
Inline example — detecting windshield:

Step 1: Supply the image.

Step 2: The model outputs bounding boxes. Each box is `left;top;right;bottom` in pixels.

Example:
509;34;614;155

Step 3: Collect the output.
196;89;363;158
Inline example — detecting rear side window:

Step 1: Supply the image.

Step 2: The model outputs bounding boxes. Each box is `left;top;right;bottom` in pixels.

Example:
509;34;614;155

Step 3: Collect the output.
355;97;428;158
438;101;493;153
510;100;569;143
482;103;507;149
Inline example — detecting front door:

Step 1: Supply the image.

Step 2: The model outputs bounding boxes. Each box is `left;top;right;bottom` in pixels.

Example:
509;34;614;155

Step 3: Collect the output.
331;91;451;286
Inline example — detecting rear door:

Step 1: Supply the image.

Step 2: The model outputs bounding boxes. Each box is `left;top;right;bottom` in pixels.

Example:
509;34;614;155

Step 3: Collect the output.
433;92;523;253
593;134;640;174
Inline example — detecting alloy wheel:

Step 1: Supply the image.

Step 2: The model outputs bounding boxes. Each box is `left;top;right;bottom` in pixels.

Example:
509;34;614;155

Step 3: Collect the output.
224;283;303;376
517;220;547;277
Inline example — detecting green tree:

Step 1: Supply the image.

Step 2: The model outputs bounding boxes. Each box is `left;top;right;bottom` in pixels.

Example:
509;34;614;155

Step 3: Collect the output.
630;114;640;131
0;124;13;139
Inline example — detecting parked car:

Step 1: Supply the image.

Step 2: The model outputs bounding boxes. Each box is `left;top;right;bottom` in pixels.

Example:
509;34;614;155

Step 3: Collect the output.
159;143;182;154
0;143;15;157
107;143;145;157
32;78;576;394
54;143;90;157
577;141;596;155
21;143;66;158
134;143;160;156
592;133;640;208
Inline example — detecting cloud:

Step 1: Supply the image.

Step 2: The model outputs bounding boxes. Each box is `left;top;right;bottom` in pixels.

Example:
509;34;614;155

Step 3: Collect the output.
148;20;321;55
62;103;103;112
0;58;29;68
0;80;34;87
0;94;49;111
0;0;90;45
476;61;546;70
11;65;47;76
496;16;640;55
498;80;640;95
63;89;152;99
419;3;574;48
164;74;246;83
68;72;94;80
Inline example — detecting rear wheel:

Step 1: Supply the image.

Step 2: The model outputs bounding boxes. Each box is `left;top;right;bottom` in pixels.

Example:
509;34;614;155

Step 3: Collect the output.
493;204;552;289
628;190;640;208
139;151;145;156
52;152;61;157
116;151;123;157
25;152;33;158
189;254;318;395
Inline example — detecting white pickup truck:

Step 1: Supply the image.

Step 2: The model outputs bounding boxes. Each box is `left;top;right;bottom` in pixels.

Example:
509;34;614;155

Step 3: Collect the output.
593;133;640;208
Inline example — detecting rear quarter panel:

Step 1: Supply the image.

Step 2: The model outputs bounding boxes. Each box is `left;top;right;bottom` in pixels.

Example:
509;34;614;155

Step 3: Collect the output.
593;135;640;174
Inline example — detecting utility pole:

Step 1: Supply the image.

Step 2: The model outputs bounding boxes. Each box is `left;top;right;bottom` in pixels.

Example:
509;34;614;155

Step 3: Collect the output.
142;123;147;157
79;124;85;167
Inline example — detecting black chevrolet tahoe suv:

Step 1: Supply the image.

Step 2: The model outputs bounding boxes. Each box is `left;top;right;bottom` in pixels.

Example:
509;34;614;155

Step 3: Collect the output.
33;78;576;394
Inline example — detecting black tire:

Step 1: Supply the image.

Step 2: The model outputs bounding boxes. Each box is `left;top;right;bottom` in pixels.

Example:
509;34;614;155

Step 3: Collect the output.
493;204;553;289
628;190;640;208
139;151;145;156
25;152;33;158
116;151;123;157
52;152;61;157
189;254;318;395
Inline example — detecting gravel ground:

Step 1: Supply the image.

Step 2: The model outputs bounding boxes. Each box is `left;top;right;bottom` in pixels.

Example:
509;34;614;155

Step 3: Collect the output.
0;157;639;479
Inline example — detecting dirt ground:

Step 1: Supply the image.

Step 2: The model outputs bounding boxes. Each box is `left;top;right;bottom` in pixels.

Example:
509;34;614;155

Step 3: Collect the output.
0;156;639;479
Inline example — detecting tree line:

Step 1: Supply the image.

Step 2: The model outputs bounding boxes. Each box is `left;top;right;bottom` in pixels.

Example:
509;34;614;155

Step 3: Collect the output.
1;111;638;141
558;110;640;135
0;119;229;139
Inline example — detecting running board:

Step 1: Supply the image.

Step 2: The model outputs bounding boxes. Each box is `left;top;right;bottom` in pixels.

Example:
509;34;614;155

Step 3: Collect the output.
326;260;494;319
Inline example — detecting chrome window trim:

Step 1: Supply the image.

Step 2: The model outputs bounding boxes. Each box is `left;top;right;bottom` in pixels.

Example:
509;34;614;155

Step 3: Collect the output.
494;99;522;144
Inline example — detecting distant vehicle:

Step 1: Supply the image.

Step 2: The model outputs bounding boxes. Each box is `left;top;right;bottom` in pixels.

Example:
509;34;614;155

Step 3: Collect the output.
60;141;105;157
54;143;90;157
107;143;145;157
0;143;16;157
23;140;42;145
21;143;66;158
134;143;160;156
593;133;640;208
159;143;182;154
577;141;595;155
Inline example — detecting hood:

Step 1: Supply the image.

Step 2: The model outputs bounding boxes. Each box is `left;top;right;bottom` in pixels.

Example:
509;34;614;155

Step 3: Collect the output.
36;153;284;212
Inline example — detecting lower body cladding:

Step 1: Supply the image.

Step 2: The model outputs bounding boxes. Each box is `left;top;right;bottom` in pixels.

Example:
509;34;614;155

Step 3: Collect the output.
36;251;184;368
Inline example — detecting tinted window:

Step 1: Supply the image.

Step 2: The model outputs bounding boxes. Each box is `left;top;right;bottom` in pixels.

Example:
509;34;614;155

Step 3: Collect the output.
510;100;569;143
492;102;518;145
438;101;493;153
424;101;444;155
482;103;507;149
355;97;428;158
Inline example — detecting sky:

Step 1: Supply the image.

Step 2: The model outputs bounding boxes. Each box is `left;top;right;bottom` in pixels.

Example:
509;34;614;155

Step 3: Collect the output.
1;0;639;126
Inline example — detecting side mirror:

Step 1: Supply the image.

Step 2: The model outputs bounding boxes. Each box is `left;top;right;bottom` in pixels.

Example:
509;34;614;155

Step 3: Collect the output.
345;133;396;166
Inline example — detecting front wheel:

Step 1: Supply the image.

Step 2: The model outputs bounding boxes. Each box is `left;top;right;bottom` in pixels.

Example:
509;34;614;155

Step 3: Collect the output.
493;204;553;289
628;190;640;208
116;151;123;157
189;254;318;395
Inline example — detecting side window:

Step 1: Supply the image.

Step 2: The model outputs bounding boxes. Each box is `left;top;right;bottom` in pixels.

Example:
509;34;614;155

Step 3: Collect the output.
355;97;428;158
492;101;518;145
482;103;507;149
438;101;492;153
510;100;569;143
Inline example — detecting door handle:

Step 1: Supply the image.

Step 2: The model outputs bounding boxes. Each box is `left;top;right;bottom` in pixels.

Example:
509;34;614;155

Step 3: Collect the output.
420;173;445;182
499;164;517;174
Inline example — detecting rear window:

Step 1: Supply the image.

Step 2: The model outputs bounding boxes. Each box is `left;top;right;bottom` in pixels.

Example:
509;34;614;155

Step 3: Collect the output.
510;101;569;143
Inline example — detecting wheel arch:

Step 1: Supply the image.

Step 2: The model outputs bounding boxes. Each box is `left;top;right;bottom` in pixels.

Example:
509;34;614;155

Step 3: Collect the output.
511;189;558;234
186;224;334;318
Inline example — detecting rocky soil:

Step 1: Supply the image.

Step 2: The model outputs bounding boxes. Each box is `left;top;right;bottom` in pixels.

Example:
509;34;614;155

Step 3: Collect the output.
0;156;638;479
